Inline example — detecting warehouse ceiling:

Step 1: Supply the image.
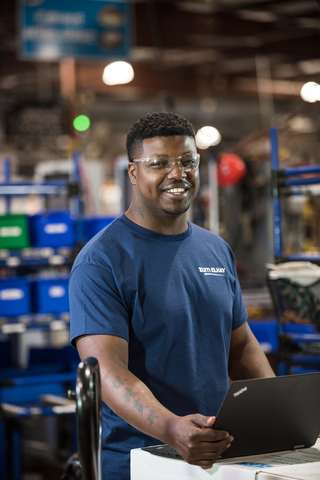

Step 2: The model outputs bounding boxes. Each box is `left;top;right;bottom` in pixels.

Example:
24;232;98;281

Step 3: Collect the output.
1;0;320;154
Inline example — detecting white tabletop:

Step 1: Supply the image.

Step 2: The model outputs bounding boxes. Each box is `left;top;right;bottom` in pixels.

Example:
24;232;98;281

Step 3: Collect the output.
131;438;320;480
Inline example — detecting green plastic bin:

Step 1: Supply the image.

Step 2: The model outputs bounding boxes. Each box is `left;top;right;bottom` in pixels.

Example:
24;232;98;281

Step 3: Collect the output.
0;214;30;249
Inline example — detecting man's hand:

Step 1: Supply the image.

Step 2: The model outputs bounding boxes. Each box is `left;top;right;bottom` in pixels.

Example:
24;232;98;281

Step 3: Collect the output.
77;334;232;470
167;414;233;470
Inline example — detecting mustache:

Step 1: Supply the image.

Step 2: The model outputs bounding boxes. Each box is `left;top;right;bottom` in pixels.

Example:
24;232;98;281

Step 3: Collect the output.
161;179;192;189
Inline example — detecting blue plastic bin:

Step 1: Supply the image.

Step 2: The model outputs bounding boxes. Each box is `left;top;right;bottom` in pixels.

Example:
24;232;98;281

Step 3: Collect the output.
282;323;317;334
76;216;116;243
29;211;75;247
248;319;279;353
32;275;69;314
0;277;31;317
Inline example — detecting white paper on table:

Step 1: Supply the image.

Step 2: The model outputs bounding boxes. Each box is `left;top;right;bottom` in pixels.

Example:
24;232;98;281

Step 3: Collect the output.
258;461;320;479
216;442;320;480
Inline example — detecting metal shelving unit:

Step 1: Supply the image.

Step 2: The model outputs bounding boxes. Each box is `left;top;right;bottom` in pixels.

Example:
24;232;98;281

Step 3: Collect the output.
0;156;83;480
270;127;320;263
0;155;82;332
268;127;320;376
1;154;82;215
0;246;74;267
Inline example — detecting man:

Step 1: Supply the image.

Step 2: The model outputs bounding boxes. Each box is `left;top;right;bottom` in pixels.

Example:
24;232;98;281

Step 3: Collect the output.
69;111;275;480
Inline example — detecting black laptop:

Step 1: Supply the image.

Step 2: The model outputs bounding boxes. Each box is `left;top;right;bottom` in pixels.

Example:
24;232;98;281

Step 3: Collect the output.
142;372;320;460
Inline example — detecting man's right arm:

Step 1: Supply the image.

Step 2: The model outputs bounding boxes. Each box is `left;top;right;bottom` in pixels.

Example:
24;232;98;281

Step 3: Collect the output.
76;333;233;470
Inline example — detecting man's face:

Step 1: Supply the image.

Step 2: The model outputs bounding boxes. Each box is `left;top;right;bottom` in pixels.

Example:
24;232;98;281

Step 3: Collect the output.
128;135;200;219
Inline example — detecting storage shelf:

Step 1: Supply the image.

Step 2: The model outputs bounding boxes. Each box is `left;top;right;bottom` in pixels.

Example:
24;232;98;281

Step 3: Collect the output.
0;312;70;334
1;402;76;419
270;127;320;261
0;246;76;267
0;182;70;196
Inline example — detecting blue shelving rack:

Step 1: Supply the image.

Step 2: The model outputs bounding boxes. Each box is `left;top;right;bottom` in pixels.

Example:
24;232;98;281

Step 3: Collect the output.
270;127;320;263
269;127;320;376
0;154;83;335
1;153;83;216
0;155;84;480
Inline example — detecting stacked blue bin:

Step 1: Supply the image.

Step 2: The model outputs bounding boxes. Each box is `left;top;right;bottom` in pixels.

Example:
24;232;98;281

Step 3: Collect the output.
76;215;116;244
29;211;75;248
31;275;69;314
0;212;117;319
0;277;32;317
29;212;73;315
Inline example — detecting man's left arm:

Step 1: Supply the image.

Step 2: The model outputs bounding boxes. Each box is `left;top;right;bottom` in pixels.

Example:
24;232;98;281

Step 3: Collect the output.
228;321;275;380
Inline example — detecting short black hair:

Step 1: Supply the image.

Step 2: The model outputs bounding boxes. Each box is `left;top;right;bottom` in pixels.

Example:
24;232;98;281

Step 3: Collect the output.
126;111;195;160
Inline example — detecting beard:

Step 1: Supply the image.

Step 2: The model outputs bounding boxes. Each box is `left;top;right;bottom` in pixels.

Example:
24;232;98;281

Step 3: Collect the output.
161;202;191;216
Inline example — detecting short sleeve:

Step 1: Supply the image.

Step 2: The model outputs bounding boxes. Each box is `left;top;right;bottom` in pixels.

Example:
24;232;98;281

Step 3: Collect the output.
69;262;130;347
225;243;248;331
232;276;248;330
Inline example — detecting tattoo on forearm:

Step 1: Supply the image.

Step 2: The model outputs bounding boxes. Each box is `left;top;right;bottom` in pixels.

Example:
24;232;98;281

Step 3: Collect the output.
111;375;159;425
147;410;159;425
124;388;135;402
134;399;144;415
112;376;124;389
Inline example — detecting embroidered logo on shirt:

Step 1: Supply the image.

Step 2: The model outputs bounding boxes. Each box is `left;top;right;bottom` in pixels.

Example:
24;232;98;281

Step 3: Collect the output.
198;267;225;276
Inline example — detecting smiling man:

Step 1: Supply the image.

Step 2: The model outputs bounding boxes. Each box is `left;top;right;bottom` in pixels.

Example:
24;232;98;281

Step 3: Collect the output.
127;132;199;232
69;112;274;480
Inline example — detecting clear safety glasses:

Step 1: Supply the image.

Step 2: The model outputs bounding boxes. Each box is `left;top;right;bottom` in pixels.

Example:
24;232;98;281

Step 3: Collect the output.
132;153;200;174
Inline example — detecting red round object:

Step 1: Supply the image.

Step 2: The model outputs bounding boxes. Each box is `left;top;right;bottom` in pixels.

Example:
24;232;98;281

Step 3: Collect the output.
217;153;247;186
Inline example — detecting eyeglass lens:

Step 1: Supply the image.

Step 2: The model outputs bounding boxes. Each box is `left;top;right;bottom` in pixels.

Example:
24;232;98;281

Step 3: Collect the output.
149;154;199;172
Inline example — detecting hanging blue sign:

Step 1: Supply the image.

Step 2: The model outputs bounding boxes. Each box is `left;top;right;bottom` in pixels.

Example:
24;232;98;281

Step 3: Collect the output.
19;0;132;60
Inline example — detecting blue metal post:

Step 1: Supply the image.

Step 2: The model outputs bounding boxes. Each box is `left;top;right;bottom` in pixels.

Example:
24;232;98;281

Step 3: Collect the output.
0;421;6;480
270;128;282;261
283;164;320;176
72;151;83;217
12;428;21;480
285;176;320;187
3;158;11;213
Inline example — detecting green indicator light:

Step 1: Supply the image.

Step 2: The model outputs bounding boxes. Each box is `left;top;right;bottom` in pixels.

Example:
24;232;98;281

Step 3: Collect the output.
73;115;90;132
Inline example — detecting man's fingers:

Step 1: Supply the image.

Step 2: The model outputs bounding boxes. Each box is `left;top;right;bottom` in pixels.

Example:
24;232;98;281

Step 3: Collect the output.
171;414;234;470
191;414;216;428
183;435;234;466
201;463;214;470
195;427;231;443
198;436;234;451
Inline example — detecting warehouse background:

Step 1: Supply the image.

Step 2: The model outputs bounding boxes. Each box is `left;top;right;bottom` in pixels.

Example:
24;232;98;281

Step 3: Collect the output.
1;1;320;479
1;0;320;283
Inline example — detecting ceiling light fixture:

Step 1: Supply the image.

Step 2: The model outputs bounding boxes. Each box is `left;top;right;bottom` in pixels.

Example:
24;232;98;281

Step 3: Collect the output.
196;126;221;149
300;81;320;103
102;61;134;85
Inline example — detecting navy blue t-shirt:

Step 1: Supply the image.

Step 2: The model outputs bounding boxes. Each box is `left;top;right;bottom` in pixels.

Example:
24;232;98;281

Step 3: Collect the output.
69;214;247;480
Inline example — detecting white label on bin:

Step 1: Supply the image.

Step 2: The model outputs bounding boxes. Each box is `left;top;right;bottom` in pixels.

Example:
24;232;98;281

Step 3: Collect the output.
44;223;68;234
0;288;25;300
50;320;66;330
2;323;26;334
0;226;22;237
6;257;21;267
48;286;65;298
48;255;64;265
